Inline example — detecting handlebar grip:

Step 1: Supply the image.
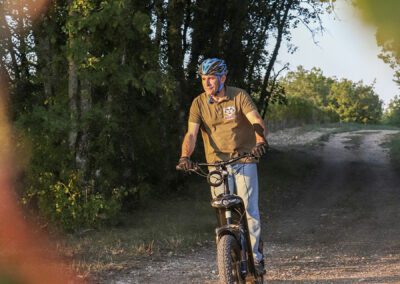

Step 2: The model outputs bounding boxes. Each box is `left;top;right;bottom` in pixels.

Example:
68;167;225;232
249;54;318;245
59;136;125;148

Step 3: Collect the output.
176;164;198;171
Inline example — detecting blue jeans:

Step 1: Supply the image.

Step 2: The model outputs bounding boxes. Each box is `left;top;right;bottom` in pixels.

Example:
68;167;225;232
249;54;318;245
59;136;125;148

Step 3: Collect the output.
211;163;263;262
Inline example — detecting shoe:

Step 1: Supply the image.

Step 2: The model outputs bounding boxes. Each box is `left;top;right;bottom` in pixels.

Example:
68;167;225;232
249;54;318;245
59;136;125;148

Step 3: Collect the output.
254;259;266;275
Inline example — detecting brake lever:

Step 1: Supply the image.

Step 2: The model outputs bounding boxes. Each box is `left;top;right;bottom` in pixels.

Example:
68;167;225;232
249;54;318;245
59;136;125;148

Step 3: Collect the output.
192;163;200;171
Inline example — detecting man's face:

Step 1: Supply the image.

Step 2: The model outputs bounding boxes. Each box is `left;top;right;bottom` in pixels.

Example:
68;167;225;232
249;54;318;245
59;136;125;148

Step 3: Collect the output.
201;74;226;96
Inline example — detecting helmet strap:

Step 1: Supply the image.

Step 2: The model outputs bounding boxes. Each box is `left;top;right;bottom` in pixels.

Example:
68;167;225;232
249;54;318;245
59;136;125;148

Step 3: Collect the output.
216;76;224;94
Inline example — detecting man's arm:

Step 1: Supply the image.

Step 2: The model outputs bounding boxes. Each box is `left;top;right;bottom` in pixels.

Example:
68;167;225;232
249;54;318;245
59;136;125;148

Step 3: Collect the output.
245;110;267;143
180;122;200;158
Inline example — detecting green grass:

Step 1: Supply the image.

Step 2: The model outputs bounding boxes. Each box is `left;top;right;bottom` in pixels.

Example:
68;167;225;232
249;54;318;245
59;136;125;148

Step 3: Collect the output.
59;188;215;276
386;132;400;170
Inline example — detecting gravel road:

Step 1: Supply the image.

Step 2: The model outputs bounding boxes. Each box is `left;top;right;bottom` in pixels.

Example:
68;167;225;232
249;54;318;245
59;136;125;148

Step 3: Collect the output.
114;129;400;284
267;130;400;283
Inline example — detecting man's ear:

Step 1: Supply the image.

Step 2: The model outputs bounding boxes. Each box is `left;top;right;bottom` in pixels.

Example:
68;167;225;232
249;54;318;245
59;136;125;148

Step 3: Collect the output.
220;75;227;83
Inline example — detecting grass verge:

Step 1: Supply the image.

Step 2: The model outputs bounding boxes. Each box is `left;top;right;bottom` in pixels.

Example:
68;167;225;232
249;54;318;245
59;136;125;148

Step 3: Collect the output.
58;186;215;280
386;132;400;170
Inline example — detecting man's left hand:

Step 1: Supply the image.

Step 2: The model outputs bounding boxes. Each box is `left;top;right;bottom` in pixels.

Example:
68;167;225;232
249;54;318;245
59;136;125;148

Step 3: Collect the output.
251;141;268;158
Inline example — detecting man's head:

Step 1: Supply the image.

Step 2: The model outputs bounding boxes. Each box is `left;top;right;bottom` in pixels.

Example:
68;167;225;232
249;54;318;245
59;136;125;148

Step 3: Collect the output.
198;58;228;96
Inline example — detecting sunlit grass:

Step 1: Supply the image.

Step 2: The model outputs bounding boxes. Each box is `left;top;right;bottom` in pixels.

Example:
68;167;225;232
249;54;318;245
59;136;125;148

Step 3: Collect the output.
58;194;215;278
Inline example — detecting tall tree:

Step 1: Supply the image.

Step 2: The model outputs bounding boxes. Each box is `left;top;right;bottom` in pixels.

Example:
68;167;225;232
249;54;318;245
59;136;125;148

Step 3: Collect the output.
281;66;334;108
0;0;39;117
383;95;400;125
328;79;382;123
165;0;327;116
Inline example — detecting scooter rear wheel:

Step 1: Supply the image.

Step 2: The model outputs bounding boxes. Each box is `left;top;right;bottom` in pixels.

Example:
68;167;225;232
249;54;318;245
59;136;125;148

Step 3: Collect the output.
217;234;245;284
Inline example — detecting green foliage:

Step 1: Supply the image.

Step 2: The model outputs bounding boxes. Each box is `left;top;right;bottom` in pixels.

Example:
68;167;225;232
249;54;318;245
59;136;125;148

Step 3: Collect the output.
387;132;400;171
281;66;334;107
327;79;383;123
354;0;400;84
266;96;338;130
23;171;122;232
15;97;72;181
276;66;383;126
14;100;120;231
383;95;400;125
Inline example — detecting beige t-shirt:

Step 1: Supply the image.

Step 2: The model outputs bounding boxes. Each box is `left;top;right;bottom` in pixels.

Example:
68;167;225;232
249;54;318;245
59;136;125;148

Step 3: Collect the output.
189;86;257;163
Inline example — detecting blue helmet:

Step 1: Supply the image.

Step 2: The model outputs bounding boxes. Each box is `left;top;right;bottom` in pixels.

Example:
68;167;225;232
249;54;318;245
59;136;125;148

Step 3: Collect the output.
198;58;228;77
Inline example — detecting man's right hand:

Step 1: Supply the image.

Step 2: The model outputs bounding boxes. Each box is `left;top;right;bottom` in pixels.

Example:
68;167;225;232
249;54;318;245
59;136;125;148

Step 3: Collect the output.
177;156;193;171
251;141;268;158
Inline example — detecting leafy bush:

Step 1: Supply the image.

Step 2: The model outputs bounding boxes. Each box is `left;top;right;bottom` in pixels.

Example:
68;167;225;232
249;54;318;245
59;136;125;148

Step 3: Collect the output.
15;102;126;231
327;79;383;123
279;66;383;125
383;95;400;125
23;171;122;232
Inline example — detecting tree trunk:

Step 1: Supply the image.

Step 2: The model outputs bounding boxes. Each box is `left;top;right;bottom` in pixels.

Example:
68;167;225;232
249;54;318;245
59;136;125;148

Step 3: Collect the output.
153;0;164;51
166;0;188;133
75;79;91;173
166;0;186;96
257;0;293;116
245;0;278;94
0;13;20;81
16;8;30;81
67;54;78;154
37;34;53;98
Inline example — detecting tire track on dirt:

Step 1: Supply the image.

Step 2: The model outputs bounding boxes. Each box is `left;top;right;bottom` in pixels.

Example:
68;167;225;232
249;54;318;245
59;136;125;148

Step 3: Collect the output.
266;130;400;283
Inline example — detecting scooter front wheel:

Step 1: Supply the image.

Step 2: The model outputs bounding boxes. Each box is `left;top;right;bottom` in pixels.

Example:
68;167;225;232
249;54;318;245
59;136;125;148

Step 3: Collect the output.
217;234;245;284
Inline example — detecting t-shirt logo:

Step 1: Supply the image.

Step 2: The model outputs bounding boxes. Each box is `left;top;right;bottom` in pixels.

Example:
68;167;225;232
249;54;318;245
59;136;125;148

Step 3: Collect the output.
223;106;236;120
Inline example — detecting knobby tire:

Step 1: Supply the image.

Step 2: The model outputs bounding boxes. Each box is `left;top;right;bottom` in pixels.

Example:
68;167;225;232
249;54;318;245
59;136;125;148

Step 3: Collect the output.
217;234;244;284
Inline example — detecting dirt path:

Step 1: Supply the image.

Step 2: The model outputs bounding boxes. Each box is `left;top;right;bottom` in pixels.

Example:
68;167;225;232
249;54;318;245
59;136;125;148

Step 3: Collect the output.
114;129;400;283
267;130;400;283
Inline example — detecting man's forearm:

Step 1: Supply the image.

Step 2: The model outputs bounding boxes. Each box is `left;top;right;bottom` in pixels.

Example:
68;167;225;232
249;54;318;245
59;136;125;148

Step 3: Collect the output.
181;133;196;158
253;121;267;143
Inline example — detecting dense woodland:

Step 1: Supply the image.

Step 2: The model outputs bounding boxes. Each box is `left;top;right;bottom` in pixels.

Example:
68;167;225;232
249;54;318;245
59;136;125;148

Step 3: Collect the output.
0;0;397;230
